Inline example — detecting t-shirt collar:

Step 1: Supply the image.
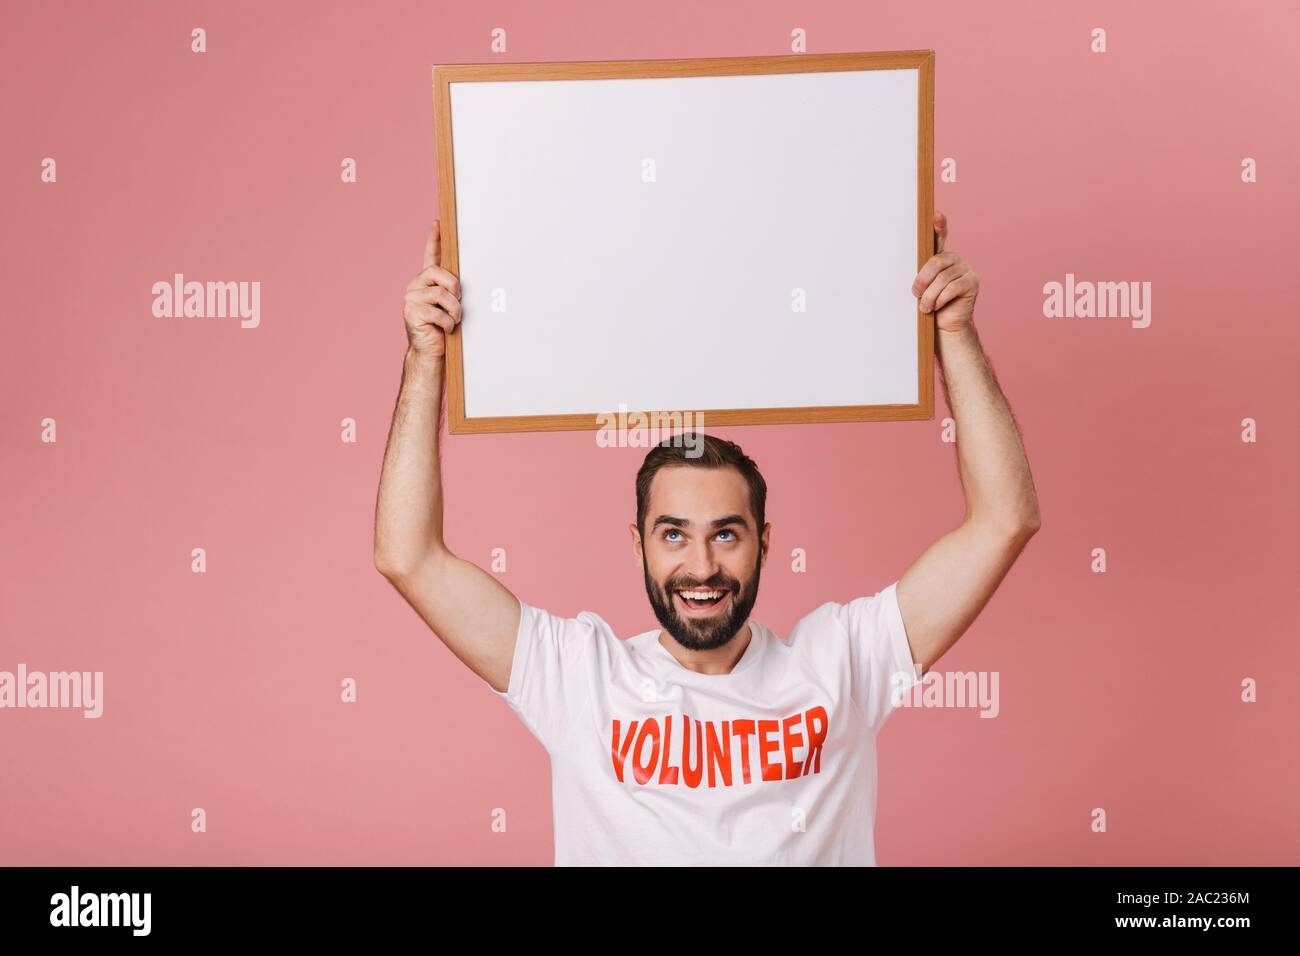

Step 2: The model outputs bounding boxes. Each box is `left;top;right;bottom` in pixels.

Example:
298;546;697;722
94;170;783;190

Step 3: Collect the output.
653;619;766;677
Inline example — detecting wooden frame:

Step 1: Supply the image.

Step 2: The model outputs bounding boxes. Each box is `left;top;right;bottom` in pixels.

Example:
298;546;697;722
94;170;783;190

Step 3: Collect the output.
431;50;935;435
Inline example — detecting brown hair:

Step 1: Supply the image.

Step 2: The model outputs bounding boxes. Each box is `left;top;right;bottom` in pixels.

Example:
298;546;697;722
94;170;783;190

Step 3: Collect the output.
635;435;768;539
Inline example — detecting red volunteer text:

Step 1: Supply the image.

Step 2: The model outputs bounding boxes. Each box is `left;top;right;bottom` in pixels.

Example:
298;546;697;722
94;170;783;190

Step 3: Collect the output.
610;707;830;788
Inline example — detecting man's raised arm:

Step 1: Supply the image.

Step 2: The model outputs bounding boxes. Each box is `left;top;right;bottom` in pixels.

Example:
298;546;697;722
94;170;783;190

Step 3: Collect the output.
373;221;521;693
894;212;1043;676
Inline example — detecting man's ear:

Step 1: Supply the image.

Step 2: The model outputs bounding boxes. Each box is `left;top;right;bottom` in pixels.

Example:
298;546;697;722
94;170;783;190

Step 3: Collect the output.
759;522;771;567
629;522;642;563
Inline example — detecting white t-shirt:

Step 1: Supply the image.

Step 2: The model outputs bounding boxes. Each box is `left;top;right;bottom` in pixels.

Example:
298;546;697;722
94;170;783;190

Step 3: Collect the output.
491;582;921;866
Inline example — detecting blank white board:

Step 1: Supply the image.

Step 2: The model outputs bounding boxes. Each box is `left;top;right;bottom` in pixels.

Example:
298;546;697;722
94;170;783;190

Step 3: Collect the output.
433;52;935;433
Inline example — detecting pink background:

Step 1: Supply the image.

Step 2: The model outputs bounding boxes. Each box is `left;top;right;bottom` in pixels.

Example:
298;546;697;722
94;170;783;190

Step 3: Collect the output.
2;0;1297;866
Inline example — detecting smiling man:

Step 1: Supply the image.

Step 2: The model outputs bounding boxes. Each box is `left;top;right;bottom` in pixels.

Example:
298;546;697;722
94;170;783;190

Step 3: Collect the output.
374;212;1041;865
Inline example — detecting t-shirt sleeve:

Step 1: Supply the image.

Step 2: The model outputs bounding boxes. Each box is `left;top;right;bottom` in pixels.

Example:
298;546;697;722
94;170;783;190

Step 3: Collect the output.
490;596;598;752
834;581;922;732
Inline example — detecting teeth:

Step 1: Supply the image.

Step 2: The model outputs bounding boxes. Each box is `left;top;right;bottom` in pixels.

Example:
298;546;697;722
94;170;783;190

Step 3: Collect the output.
679;589;723;600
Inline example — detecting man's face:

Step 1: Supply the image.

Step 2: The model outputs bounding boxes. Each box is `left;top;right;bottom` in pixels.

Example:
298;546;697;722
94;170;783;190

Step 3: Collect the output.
631;465;769;652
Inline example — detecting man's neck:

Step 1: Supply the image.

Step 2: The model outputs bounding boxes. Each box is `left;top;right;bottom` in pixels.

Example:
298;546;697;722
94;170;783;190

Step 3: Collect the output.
658;622;753;675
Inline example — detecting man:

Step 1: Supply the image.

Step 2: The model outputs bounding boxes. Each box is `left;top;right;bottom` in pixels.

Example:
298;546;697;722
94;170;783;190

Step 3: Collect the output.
374;212;1041;865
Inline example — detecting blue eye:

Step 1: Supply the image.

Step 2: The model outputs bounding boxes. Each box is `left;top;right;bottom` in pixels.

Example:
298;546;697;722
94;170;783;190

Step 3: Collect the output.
663;528;737;542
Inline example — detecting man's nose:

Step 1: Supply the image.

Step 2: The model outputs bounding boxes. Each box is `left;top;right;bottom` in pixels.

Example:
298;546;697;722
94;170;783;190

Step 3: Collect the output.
682;541;720;582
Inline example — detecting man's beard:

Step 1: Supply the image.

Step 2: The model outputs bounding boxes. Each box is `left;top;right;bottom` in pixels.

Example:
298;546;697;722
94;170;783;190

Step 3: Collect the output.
642;548;762;652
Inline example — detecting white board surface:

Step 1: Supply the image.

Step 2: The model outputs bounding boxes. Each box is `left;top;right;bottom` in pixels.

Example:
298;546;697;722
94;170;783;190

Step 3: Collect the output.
448;66;920;420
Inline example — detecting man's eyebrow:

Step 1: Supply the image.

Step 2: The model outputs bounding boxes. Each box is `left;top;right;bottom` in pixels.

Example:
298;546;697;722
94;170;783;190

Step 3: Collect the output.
651;514;749;530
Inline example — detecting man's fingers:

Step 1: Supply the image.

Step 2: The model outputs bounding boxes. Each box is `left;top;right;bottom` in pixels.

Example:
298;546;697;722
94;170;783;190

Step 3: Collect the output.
918;263;967;313
912;251;960;296
407;301;459;334
932;272;978;312
934;211;947;255
422;220;441;270
405;263;461;296
406;284;462;318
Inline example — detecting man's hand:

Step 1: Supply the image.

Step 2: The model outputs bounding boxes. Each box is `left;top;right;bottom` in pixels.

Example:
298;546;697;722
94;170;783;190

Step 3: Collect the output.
403;220;463;358
911;211;979;334
378;219;522;695
895;212;1039;678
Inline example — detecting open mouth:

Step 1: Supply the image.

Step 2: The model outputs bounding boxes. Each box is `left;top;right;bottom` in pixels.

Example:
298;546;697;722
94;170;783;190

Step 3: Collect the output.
674;587;730;616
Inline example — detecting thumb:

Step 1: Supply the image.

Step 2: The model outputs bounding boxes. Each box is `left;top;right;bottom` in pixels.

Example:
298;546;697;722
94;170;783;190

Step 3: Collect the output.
934;211;947;254
423;220;440;270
